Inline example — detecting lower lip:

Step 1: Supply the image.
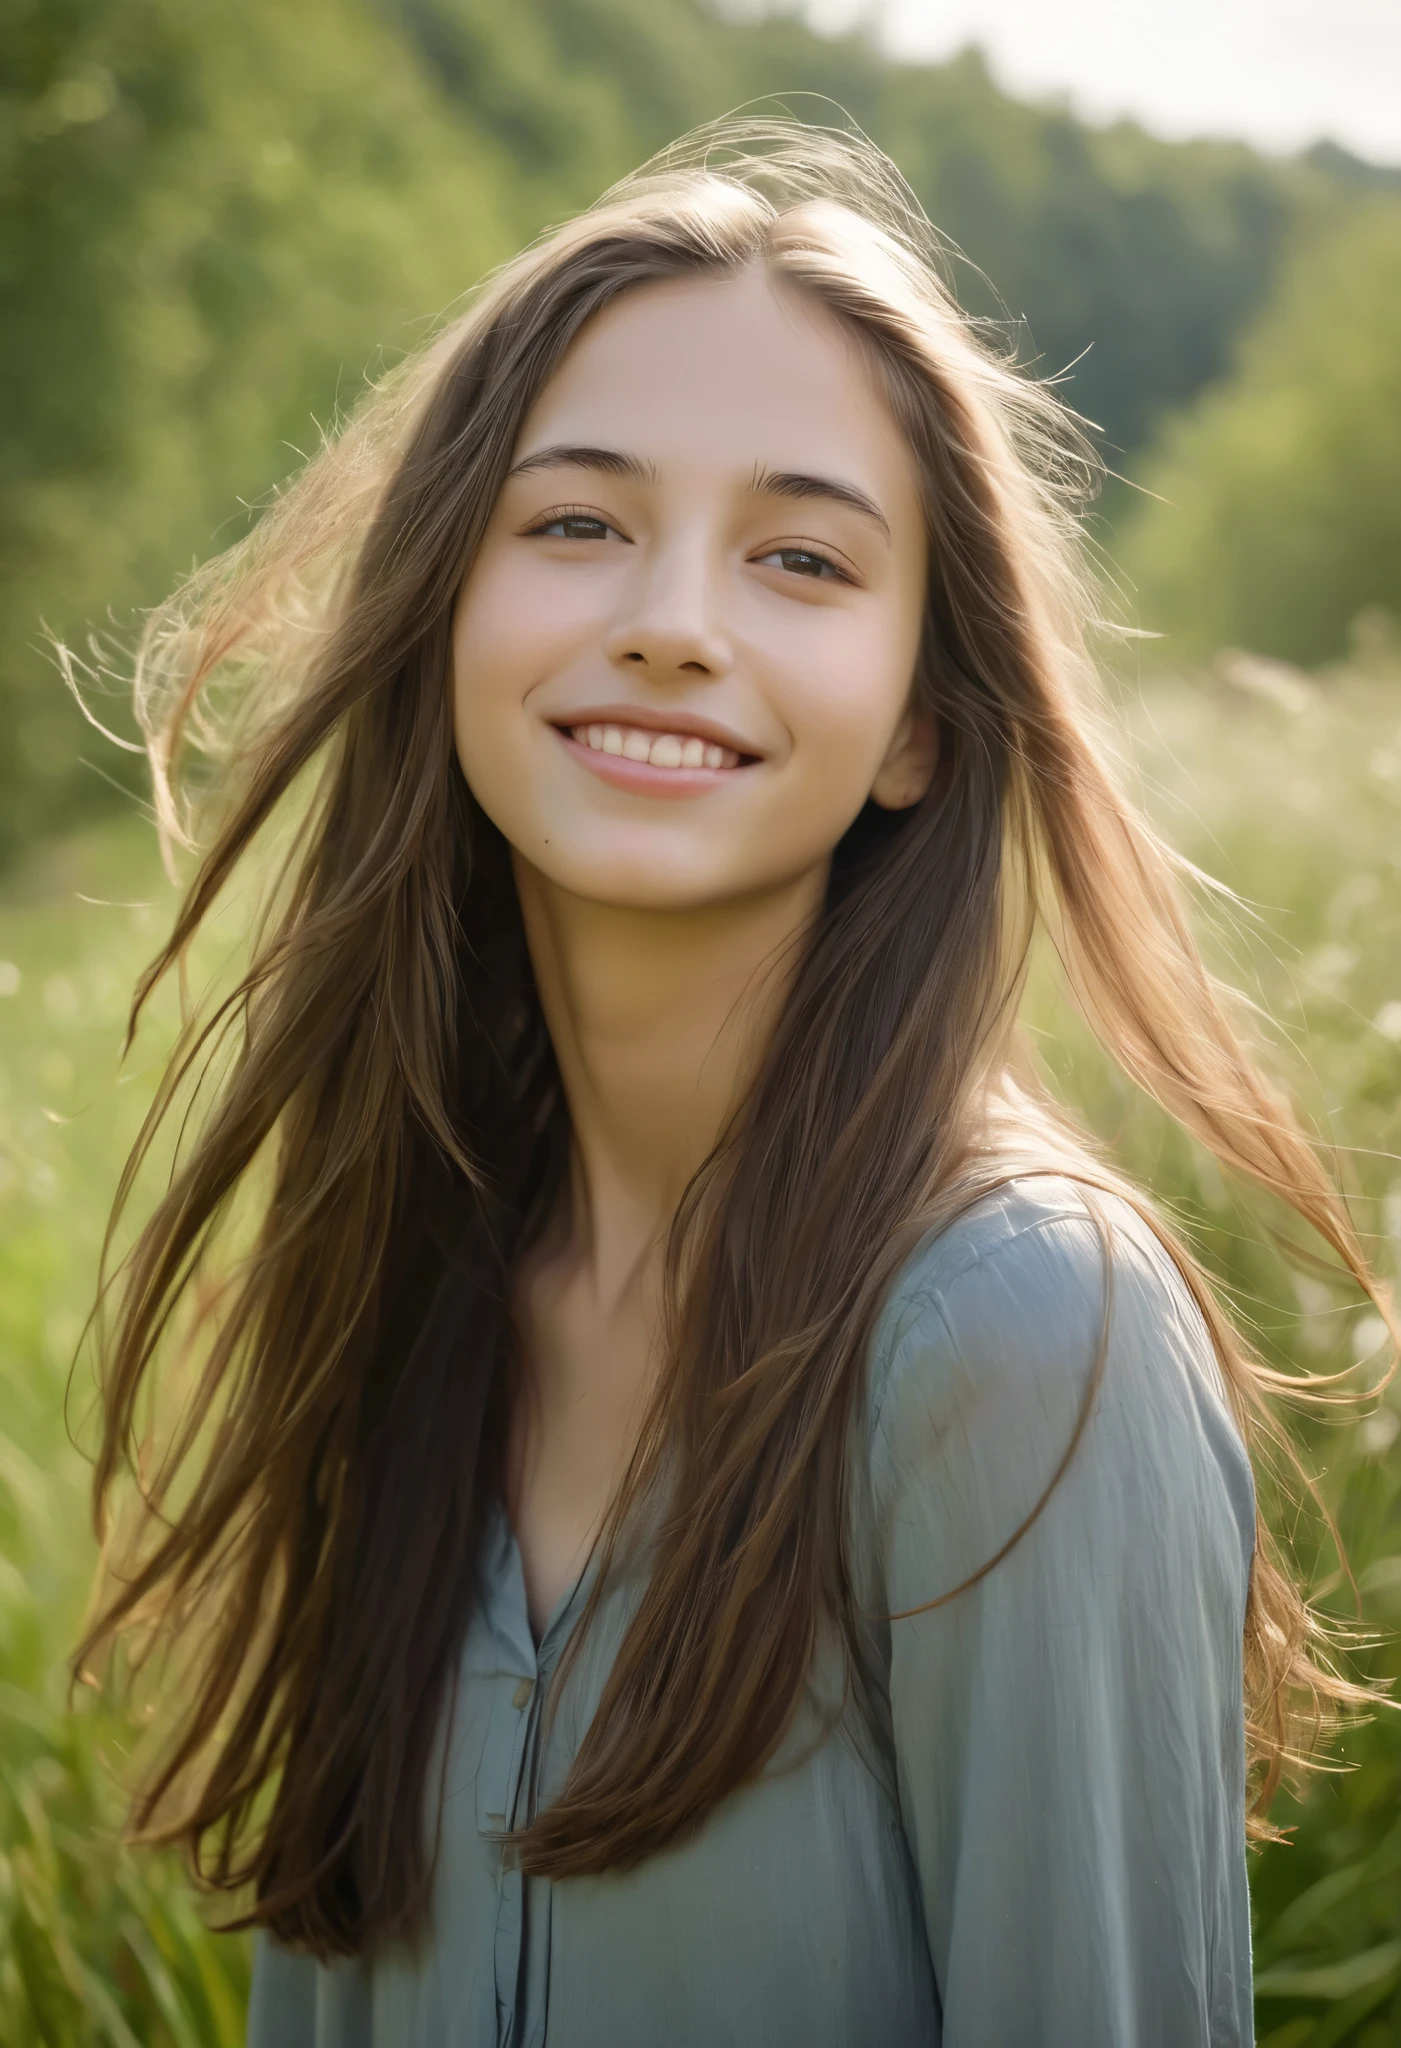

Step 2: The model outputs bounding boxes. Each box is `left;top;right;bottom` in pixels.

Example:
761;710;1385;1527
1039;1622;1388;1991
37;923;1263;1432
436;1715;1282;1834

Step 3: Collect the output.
552;728;753;798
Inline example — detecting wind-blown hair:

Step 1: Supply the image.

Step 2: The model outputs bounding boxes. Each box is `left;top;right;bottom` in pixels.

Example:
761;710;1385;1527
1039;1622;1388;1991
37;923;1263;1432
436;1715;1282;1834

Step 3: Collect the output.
78;119;1385;1957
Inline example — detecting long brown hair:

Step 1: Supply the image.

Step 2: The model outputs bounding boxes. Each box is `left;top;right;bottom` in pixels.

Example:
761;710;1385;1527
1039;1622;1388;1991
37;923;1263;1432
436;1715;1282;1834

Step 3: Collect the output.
78;120;1388;1956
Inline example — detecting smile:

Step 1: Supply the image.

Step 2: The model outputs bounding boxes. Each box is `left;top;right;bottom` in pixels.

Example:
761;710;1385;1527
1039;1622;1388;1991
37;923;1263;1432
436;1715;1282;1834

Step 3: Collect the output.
551;718;757;798
569;722;741;771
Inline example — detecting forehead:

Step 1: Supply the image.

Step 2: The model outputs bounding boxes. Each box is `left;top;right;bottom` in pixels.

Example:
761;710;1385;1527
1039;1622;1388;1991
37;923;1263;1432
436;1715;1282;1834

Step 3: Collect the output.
517;266;918;505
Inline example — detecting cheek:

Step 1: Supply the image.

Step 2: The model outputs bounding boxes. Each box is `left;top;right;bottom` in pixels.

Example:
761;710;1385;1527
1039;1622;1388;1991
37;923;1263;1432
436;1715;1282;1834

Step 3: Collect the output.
778;607;922;778
450;554;615;782
453;564;530;710
449;601;533;835
450;566;547;773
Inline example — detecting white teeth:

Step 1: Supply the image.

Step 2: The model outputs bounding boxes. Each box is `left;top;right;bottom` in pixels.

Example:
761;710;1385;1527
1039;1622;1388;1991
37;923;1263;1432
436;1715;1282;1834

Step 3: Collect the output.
570;722;742;770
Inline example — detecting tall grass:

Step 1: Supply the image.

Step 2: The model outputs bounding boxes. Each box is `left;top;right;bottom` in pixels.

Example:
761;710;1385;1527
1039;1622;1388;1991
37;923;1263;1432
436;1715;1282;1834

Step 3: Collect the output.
0;653;1398;2043
0;827;250;2041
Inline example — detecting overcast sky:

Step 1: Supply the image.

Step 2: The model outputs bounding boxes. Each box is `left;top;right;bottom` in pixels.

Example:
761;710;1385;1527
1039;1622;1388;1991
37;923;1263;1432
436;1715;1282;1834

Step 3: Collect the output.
800;0;1401;165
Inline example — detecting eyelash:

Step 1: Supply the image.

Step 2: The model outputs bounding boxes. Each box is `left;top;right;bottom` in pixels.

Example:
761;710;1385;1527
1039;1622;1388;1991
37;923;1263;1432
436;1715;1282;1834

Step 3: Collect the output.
524;506;854;584
755;544;851;584
524;503;621;541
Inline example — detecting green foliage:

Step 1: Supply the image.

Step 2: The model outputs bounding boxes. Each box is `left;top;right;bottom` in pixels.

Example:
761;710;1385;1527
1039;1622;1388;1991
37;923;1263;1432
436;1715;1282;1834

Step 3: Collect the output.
5;0;1393;860
0;1693;249;2045
1042;656;1401;2046
3;655;1401;2037
0;0;518;864
1118;201;1401;666
0;822;251;2039
394;0;1328;455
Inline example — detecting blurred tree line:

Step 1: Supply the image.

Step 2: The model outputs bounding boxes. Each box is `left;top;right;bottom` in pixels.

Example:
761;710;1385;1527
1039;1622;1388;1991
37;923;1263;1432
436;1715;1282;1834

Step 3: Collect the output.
1119;196;1401;666
4;0;1401;863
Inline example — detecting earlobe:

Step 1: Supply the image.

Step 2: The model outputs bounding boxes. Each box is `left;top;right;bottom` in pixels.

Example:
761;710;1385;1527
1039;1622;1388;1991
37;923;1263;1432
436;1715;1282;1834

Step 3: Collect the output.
869;704;938;812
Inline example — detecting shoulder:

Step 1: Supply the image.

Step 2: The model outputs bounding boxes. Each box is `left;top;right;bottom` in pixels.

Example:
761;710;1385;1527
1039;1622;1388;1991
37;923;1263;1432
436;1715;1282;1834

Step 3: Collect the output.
865;1175;1255;1560
869;1173;1200;1407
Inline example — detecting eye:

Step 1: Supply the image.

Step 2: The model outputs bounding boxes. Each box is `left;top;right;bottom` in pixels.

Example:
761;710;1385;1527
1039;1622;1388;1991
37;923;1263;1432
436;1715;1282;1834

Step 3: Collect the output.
526;506;625;543
754;545;850;583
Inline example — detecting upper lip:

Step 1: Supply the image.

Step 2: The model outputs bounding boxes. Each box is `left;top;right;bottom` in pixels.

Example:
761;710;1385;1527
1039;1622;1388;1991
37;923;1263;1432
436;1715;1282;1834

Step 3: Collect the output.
548;703;761;758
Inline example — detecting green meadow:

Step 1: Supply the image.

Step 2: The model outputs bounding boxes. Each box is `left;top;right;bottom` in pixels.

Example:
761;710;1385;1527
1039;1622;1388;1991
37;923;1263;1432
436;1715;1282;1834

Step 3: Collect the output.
0;819;250;2041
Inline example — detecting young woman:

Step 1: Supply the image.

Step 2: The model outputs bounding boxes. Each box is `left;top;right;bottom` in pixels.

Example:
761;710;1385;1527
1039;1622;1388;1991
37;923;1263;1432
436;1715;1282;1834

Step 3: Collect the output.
81;123;1381;2045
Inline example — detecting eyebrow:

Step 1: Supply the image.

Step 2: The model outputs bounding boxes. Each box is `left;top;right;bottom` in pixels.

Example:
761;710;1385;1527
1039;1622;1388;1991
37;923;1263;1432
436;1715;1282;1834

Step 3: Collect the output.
505;444;891;542
751;465;891;541
506;443;657;485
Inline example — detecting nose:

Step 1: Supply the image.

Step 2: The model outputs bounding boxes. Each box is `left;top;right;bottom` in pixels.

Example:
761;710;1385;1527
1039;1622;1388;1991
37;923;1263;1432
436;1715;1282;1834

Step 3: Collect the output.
602;531;733;683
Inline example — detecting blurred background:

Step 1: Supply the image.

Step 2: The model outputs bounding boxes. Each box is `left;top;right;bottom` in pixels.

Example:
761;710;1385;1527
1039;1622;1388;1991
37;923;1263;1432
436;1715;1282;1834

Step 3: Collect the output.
3;2;1401;2040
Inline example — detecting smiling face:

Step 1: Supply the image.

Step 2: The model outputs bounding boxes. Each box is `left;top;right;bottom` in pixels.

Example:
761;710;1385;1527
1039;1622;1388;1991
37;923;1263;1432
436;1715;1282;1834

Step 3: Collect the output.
451;265;933;913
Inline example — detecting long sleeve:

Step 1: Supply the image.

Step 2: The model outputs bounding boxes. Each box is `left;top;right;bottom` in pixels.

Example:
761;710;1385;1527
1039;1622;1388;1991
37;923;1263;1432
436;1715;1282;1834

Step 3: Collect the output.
870;1185;1257;2046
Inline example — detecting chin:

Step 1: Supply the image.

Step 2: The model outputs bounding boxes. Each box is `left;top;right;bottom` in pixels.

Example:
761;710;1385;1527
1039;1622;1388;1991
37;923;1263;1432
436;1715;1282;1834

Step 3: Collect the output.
559;864;736;913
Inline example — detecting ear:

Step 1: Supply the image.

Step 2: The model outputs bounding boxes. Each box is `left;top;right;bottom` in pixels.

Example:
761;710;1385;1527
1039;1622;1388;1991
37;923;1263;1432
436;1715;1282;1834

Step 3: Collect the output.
869;700;938;811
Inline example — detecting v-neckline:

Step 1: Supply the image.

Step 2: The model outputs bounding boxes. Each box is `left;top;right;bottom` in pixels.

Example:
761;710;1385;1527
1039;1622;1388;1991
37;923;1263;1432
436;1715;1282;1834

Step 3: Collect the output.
494;1501;601;1658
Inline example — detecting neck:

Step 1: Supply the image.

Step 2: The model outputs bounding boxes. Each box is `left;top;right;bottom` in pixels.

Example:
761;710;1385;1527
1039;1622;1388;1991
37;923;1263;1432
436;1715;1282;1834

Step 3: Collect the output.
514;858;825;1309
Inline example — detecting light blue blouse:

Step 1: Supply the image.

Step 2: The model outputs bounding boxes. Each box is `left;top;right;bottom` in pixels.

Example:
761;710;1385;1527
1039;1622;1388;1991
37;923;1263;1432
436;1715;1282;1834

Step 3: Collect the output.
248;1176;1257;2045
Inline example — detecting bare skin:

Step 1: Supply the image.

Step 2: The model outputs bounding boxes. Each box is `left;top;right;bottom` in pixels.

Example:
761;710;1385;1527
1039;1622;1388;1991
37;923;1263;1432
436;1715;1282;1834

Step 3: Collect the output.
505;883;808;1634
452;266;933;1634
